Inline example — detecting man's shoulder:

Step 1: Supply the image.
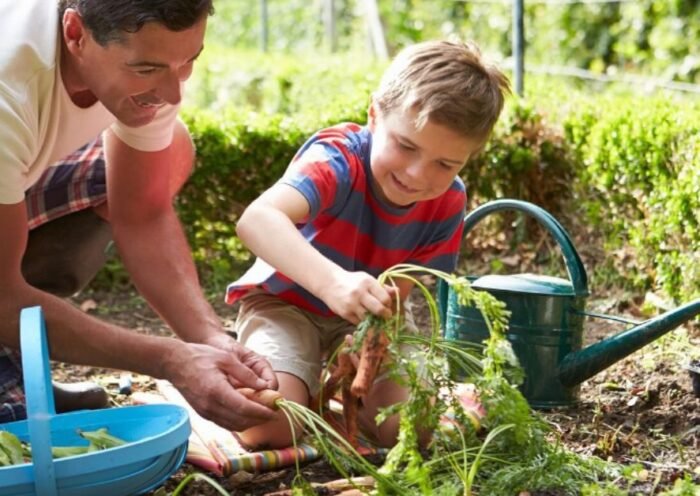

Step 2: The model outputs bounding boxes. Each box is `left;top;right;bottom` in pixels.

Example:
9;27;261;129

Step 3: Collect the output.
0;1;58;87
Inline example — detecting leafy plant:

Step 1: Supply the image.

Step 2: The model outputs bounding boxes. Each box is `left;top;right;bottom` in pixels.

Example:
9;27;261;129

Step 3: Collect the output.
269;264;622;494
565;95;700;303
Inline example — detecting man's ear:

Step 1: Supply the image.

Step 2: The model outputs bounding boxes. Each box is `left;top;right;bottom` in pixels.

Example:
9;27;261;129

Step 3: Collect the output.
62;8;87;54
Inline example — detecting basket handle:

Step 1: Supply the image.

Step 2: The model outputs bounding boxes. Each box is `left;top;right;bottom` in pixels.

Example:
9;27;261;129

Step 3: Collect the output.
20;306;58;496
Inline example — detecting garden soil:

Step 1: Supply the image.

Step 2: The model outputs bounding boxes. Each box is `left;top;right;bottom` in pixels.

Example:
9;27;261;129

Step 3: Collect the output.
55;283;700;496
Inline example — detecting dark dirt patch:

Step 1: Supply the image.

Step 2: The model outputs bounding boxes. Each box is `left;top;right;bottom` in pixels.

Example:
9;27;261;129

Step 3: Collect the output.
55;283;700;496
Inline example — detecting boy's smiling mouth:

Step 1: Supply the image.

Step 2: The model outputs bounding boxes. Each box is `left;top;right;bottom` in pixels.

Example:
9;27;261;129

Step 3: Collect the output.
390;173;419;194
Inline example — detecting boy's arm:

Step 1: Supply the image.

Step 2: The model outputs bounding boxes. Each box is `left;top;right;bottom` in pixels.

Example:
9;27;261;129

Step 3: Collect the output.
237;184;397;325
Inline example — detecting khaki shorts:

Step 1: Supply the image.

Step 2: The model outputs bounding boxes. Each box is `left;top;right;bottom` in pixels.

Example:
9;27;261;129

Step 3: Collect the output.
235;293;356;396
234;292;420;396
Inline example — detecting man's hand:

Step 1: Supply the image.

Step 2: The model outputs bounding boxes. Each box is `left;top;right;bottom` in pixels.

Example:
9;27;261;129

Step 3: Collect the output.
162;340;278;432
203;332;278;390
319;270;399;325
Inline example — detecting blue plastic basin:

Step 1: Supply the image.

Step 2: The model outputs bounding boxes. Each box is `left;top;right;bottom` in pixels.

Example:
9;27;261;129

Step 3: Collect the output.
0;307;191;496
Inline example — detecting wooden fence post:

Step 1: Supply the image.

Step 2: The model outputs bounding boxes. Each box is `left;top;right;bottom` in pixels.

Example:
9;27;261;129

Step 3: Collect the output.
323;0;338;53
365;0;388;60
260;0;269;52
513;0;525;96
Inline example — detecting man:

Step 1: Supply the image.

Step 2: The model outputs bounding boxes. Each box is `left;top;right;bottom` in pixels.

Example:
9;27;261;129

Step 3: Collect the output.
0;0;278;431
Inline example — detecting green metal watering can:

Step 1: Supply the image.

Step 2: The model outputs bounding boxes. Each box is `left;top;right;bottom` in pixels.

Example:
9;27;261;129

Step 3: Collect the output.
439;199;700;408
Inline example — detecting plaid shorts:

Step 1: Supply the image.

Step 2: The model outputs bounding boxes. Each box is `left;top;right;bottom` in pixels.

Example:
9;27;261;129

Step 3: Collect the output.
0;137;106;423
26;136;107;230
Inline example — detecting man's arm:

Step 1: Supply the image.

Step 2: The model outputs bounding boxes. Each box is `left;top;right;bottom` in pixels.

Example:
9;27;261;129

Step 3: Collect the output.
102;123;221;345
236;183;397;324
102;124;271;380
0;200;276;430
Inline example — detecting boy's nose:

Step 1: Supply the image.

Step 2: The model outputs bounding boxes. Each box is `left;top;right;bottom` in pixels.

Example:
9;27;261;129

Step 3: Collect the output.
404;161;428;182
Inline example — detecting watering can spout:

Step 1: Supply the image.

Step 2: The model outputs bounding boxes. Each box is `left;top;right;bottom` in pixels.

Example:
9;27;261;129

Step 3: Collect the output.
558;299;700;387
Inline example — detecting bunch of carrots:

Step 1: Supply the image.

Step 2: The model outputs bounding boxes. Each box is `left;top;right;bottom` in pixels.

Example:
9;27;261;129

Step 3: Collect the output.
313;324;390;447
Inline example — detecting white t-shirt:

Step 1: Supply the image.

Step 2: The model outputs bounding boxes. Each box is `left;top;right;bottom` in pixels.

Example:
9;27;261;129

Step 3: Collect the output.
0;0;179;204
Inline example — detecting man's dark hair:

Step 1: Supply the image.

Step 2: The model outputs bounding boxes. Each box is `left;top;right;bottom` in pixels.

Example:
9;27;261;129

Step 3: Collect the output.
58;0;214;46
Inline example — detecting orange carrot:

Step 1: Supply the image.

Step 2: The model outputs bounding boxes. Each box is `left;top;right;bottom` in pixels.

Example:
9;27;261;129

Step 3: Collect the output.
311;349;355;411
342;381;360;448
237;388;283;410
323;351;355;396
350;326;390;397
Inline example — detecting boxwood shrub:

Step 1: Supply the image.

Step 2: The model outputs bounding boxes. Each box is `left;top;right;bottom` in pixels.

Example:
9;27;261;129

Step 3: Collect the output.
175;93;698;304
564;96;700;302
82;53;698;307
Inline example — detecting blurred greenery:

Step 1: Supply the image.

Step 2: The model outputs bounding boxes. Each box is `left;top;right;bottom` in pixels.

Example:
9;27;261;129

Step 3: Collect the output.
91;4;700;307
164;46;700;303
206;0;700;84
185;46;380;117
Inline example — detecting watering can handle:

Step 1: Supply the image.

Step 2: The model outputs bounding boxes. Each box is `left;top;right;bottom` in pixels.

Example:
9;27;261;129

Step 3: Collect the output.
462;199;589;296
20;306;58;496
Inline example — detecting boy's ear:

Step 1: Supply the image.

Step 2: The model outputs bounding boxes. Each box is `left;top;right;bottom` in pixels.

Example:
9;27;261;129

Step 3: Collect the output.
367;100;378;131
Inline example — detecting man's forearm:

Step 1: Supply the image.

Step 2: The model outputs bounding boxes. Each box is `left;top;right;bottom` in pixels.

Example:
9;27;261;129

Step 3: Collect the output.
111;209;223;344
0;281;182;379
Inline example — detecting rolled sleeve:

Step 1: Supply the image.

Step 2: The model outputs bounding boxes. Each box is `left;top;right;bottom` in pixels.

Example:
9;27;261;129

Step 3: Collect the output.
109;102;180;152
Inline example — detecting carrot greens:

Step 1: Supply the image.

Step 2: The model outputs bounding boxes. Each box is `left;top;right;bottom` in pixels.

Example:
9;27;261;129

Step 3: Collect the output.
171;263;626;494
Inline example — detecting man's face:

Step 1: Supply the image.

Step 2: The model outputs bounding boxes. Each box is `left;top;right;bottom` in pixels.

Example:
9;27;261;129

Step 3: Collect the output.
367;103;480;207
65;13;207;127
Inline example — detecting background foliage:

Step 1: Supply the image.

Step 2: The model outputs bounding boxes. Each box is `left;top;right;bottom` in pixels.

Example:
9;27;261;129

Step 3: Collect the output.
206;0;700;84
97;2;700;306
172;47;700;303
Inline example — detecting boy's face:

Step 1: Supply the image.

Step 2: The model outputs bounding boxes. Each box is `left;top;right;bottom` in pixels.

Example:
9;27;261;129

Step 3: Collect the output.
62;10;206;127
367;103;480;207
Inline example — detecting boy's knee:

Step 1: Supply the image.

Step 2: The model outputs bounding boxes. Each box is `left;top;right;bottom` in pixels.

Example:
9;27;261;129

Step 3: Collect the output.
21;209;112;297
238;372;309;449
368;413;432;449
360;377;435;448
238;414;304;450
373;416;401;448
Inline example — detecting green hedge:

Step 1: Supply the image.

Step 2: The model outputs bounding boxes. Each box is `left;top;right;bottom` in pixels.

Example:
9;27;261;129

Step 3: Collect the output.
177;99;574;288
175;92;699;303
564;96;700;302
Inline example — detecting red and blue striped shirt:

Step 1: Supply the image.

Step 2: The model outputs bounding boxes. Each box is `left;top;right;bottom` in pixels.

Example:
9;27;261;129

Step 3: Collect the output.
226;123;467;316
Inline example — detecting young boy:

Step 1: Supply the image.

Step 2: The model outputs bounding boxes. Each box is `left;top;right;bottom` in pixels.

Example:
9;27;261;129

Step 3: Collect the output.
227;40;510;449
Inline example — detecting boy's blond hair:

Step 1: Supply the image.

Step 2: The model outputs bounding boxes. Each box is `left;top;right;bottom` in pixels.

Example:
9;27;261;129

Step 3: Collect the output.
373;40;510;144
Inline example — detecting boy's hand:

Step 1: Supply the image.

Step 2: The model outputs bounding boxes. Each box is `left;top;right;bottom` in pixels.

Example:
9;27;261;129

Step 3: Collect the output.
320;270;398;325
